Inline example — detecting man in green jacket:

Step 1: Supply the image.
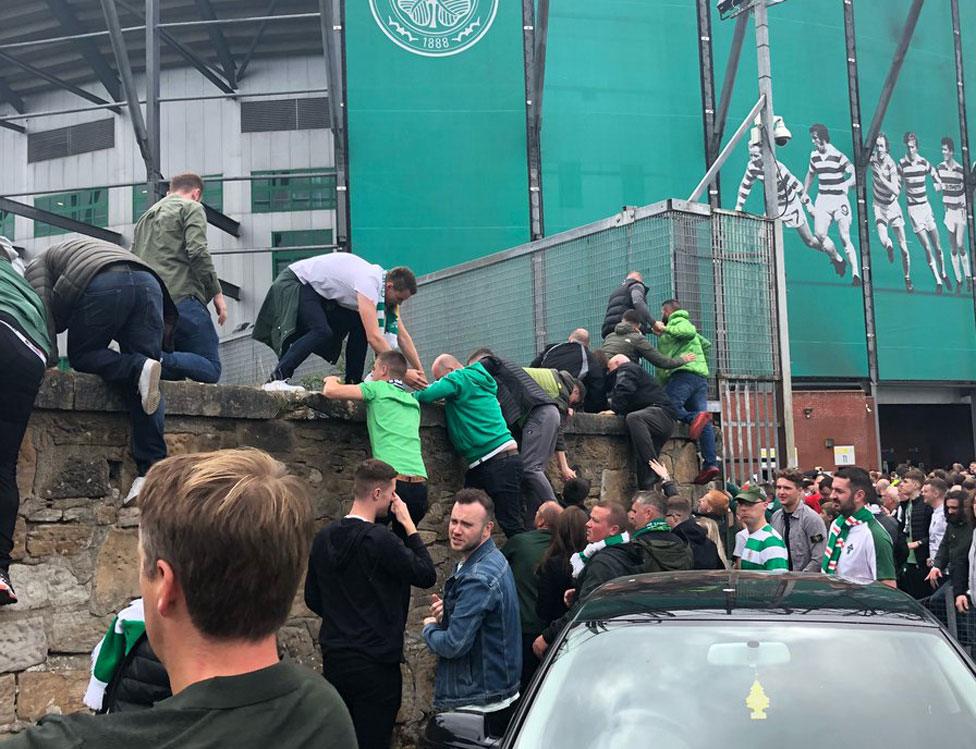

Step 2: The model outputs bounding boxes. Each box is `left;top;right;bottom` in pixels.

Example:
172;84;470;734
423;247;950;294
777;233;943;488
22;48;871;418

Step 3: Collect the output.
414;354;525;538
133;172;225;383
602;309;695;370
654;299;718;485
0;237;53;605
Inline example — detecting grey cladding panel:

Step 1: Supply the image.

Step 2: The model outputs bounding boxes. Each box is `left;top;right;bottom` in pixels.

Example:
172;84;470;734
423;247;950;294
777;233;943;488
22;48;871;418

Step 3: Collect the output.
27;119;114;163
241;97;328;133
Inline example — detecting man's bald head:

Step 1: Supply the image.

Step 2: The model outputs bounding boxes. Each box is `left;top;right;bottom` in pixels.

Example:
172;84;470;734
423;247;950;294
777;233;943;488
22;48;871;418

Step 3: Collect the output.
432;354;462;380
626;271;643;282
607;354;630;373
568;328;590;346
535;501;563;530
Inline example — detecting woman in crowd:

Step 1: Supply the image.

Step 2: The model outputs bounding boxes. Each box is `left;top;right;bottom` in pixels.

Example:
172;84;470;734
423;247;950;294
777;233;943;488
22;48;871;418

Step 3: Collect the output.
536;506;588;628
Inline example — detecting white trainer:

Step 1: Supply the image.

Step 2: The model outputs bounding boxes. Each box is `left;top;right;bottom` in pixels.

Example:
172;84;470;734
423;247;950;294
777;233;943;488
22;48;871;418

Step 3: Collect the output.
261;380;307;393
139;359;162;414
124;476;145;506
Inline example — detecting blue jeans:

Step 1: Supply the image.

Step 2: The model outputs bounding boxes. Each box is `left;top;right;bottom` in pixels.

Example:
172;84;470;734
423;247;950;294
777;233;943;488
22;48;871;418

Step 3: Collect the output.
273;284;369;383
67;269;167;475
665;371;716;468
161;297;221;383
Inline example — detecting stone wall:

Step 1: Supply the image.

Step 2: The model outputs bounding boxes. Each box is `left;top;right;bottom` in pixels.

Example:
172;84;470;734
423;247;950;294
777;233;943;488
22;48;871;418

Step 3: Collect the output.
0;372;708;746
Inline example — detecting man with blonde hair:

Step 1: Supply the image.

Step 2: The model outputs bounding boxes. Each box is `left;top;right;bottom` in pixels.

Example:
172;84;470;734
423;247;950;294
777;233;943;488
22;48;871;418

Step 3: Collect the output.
8;448;355;747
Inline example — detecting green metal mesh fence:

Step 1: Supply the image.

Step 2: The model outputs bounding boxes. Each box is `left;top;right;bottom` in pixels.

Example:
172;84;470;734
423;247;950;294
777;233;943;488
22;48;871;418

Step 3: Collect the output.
407;201;778;381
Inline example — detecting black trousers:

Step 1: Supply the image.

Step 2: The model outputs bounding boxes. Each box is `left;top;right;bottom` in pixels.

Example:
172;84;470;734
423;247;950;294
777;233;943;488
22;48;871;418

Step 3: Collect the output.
520;633;541;694
0;323;46;571
465;452;524;538
625;406;676;490
323;651;402;749
899;563;930;600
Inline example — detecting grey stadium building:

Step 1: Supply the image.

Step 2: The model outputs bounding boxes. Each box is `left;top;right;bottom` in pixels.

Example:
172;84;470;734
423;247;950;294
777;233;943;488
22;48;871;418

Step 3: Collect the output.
0;0;340;384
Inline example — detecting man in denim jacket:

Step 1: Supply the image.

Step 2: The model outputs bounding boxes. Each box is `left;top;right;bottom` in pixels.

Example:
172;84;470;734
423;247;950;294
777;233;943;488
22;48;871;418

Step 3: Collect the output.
422;489;521;737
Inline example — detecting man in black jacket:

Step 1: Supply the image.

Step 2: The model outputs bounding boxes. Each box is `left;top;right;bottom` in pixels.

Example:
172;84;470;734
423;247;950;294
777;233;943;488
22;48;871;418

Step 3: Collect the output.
530;329;607;412
305;459;436;749
601;271;656;338
604;354;677;490
896;468;933;599
666;496;724;570
925;490;973;599
469;348;561;523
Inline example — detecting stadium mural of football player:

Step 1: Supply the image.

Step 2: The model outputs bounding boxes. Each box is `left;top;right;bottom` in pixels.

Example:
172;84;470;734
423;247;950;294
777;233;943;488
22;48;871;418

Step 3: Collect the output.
870;133;913;292
804;124;861;287
936;136;974;291
736;142;832;261
898;131;951;293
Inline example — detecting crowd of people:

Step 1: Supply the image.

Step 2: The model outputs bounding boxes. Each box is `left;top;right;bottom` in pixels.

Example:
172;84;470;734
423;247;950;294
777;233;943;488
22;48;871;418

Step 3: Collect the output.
2;174;976;747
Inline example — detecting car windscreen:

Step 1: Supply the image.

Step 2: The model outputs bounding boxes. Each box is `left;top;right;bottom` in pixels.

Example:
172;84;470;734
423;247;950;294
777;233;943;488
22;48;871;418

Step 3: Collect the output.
512;620;976;749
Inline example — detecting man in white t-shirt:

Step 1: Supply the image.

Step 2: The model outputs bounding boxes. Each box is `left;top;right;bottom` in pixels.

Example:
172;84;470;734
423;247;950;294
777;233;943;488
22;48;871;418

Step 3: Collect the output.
922;477;948;566
255;253;427;390
821;466;897;587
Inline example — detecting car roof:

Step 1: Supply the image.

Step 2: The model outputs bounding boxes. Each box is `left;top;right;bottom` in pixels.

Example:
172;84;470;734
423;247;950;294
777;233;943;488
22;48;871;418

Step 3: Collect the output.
575;571;940;627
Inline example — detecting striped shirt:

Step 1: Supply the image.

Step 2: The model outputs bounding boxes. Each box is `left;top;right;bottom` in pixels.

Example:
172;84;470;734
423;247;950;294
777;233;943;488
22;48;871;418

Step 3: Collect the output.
898;154;938;206
937;160;966;209
808;144;854;197
737;156;807;209
735;524;789;572
871;154;900;206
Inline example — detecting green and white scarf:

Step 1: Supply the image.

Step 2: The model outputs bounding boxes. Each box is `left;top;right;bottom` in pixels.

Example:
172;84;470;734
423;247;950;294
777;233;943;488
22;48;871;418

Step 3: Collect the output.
83;598;147;711
571;531;630;578
376;272;399;348
633;518;672;539
821;507;874;574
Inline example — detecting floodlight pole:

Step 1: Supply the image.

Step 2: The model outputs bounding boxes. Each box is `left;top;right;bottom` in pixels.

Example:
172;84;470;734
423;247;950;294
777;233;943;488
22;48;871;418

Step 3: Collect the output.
753;0;795;468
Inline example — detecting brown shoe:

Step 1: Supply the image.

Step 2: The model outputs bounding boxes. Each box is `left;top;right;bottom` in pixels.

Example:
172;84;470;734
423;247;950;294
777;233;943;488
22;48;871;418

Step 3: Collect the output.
688;412;713;441
693;466;720;485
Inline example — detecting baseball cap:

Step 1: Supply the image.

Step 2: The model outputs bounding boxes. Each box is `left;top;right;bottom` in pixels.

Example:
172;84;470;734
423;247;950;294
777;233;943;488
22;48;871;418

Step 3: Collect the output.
734;486;767;505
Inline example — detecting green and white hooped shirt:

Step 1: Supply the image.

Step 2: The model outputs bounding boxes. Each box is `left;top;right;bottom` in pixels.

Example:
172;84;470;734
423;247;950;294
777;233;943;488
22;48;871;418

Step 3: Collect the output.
735;524;789;572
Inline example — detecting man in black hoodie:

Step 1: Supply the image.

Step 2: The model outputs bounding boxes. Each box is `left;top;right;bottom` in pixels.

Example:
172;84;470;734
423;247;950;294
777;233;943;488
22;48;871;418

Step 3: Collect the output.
666;496;724;570
604;354;677;490
305;459;436;749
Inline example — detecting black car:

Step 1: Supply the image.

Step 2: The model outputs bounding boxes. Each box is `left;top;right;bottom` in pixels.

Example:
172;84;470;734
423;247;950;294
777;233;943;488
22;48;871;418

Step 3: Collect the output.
425;571;976;748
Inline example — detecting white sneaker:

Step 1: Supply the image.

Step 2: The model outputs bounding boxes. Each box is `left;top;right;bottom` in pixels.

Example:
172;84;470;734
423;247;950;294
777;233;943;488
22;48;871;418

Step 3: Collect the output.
124;476;145;506
139;359;162;414
261;380;307;393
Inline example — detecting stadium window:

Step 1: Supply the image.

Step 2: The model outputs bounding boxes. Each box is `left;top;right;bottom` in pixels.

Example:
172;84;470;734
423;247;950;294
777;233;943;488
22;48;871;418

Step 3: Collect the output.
0;209;13;239
132;174;224;221
270;229;334;277
251;169;336;213
34;188;108;238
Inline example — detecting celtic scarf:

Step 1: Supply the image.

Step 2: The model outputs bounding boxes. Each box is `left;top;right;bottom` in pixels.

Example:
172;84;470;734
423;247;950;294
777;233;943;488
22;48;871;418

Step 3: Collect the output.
571;531;630;578
633;518;672;539
83;598;146;711
821;507;874;573
376;272;399;348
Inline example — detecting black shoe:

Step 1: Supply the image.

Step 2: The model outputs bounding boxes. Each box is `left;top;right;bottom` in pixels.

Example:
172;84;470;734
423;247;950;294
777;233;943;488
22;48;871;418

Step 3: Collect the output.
0;568;17;606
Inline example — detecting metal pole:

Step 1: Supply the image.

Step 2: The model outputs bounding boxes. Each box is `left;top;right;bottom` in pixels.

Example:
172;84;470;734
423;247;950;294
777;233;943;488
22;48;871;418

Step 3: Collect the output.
754;1;795;468
951;0;976;326
843;0;882;469
533;0;549;136
146;0;162;204
754;2;778;220
696;0;720;207
100;0;162;186
522;0;545;240
157;12;320;30
860;0;924;168
318;0;349;250
713;13;750;154
689;95;764;202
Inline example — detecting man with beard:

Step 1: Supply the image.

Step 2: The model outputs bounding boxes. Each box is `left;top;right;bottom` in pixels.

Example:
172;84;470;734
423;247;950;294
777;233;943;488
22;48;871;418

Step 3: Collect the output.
925;490;973;602
822;466;896;587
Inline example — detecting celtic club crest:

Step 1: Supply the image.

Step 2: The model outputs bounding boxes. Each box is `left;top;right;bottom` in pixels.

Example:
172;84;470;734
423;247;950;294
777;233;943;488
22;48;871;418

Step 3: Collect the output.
368;0;499;57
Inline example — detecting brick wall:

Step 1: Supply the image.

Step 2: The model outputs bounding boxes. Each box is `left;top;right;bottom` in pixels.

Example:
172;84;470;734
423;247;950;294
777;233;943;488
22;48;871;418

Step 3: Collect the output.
792;390;879;471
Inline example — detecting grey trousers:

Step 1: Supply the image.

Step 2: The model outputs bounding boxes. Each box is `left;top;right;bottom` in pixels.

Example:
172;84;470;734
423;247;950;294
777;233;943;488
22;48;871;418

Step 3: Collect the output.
520;404;560;523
